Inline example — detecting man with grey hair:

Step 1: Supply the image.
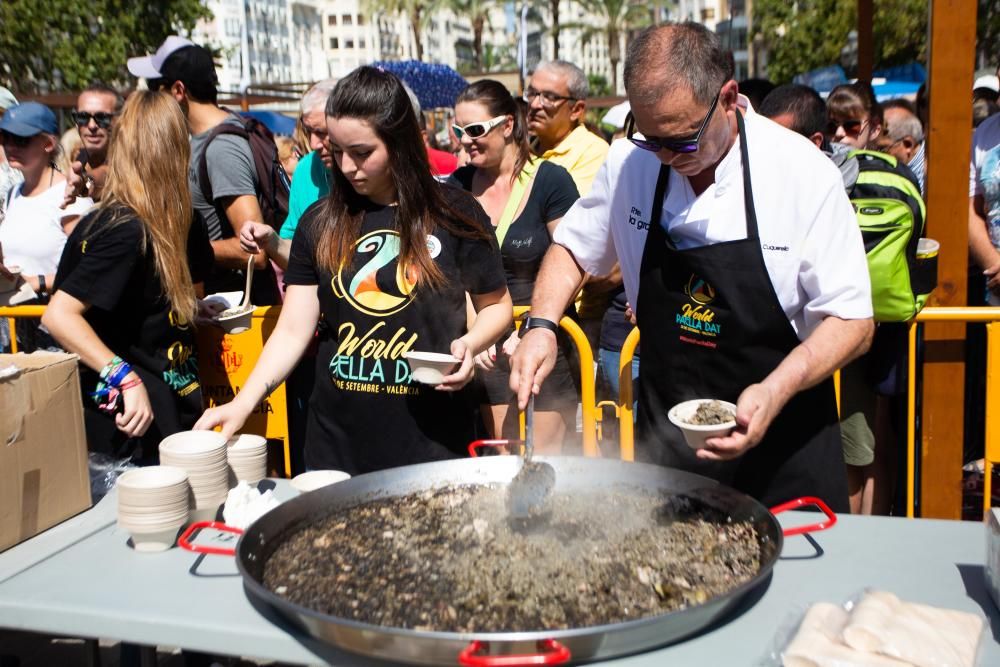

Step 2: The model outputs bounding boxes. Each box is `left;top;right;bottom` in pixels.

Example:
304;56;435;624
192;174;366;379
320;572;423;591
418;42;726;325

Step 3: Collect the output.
525;60;609;196
278;78;338;242
878;101;926;194
510;23;874;511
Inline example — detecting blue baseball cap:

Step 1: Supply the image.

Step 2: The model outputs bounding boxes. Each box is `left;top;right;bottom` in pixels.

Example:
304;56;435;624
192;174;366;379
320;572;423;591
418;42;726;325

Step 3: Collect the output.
0;101;58;137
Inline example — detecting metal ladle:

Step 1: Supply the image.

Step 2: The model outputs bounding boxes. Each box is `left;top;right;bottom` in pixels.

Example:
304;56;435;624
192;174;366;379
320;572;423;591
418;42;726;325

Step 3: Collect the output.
507;394;556;519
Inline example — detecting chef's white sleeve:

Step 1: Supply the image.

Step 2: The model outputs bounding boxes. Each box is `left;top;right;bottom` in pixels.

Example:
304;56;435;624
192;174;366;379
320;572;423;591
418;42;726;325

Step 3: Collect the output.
552;157;618;277
798;183;874;326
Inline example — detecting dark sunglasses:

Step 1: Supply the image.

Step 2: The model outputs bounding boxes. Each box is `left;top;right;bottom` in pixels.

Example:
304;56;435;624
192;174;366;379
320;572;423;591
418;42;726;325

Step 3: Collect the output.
827;118;867;138
626;90;722;154
0;131;32;148
71;111;116;129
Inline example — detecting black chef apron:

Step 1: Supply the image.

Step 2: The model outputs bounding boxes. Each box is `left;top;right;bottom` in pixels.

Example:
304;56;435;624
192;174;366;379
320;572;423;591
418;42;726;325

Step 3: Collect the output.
635;111;849;512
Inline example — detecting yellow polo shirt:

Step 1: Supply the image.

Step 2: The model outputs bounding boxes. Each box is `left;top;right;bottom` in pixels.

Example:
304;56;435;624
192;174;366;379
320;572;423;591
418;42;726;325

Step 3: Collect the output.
541;124;610;196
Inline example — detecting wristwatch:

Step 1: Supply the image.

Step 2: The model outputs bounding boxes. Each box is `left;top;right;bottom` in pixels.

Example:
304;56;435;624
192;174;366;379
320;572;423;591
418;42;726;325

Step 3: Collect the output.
523;316;559;334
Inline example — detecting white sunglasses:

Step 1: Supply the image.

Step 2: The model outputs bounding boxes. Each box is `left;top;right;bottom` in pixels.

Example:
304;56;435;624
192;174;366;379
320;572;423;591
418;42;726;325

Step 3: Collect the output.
452;115;508;140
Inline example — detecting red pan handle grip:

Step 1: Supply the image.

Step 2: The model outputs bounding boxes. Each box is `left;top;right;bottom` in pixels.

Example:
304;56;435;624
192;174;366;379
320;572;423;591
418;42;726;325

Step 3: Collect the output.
458;639;571;666
467;439;519;458
177;521;243;556
770;496;838;536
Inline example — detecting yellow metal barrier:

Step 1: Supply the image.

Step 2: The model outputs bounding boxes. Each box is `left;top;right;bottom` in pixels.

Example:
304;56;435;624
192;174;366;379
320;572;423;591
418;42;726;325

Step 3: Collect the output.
1;305;46;353
1;304;292;477
618;326;641;461
905;307;1000;518
511;306;598;457
608;308;1000;515
986;322;1000;517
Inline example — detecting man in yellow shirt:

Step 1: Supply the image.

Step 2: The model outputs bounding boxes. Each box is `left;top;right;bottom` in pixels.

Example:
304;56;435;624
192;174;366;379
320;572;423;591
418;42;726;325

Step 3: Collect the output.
525;60;615;359
525;61;610;196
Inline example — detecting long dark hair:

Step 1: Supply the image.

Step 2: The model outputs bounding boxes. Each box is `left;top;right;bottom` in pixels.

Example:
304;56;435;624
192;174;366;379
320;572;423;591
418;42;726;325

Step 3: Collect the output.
455;80;533;183
317;66;489;287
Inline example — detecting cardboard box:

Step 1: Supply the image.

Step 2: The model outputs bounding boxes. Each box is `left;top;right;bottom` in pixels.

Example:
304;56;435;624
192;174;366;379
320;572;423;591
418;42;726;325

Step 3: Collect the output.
0;352;92;552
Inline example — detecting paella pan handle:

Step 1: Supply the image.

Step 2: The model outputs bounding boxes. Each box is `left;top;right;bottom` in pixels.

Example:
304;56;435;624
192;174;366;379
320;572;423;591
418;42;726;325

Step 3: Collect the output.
467;439;521;457
769;496;838;537
458;639;571;666
177;521;243;556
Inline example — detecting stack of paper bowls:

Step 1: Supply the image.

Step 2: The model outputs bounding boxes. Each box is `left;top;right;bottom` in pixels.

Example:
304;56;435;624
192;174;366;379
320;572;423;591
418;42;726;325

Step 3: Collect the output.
159;431;230;522
117;466;191;552
227;434;268;483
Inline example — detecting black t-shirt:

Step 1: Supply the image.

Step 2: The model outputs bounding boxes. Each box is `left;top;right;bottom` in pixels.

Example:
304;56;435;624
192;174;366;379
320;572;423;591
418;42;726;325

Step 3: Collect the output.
448;160;578;305
283;186;505;474
53;206;215;458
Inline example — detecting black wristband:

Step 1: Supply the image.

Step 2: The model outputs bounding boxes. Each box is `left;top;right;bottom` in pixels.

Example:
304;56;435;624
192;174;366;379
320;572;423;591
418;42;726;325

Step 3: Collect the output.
37;274;47;296
523;316;559;334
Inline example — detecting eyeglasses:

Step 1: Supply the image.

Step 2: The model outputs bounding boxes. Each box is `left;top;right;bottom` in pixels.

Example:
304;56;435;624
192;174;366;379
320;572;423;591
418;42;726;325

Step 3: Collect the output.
876;137;905;151
626;90;722;154
522;88;576;109
0;131;32;148
452;115;508;140
71;111;116;130
827;118;868;138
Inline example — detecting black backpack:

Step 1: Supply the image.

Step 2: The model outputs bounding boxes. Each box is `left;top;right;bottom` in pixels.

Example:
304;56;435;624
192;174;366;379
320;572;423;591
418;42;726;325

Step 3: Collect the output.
197;114;290;233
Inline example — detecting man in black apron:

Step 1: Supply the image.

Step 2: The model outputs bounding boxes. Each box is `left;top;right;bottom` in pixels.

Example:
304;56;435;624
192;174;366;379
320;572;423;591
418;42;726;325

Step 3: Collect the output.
510;23;874;513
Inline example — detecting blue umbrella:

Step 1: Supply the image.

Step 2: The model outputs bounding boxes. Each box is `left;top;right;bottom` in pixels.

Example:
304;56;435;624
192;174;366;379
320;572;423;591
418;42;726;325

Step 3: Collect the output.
238;110;297;136
372;60;468;110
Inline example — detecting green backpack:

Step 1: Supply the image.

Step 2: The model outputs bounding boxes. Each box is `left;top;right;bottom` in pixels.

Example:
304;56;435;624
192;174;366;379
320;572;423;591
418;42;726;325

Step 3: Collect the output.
848;150;934;322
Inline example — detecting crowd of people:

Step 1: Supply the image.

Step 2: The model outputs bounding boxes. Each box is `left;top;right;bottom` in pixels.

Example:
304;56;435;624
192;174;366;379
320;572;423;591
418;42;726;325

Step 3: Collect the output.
1;22;999;518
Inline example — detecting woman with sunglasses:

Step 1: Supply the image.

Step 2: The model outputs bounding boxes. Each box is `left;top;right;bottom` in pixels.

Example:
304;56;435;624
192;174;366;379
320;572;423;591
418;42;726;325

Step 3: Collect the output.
449;80;580;452
197;67;512;475
826;82;883;150
0;102;92;351
42;91;215;463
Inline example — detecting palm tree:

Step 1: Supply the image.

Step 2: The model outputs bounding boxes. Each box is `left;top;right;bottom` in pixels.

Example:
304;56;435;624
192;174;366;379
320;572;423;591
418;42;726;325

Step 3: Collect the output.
565;0;649;93
548;0;562;60
363;0;435;61
445;0;493;72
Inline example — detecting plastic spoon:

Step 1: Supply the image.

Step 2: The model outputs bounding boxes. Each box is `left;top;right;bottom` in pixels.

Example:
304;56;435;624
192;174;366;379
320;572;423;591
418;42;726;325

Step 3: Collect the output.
238;255;255;308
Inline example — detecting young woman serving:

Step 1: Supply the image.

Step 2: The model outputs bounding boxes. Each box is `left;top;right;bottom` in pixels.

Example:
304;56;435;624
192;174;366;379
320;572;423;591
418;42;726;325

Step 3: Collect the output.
42;91;215;462
197;67;512;474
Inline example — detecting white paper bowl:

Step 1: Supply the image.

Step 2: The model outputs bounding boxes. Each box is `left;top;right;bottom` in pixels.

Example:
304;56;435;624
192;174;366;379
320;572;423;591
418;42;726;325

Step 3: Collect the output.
214;305;256;334
291;470;352;493
160;430;227;456
0;265;21;293
228;433;267;452
117;465;189;491
667;399;737;450
403;351;461;385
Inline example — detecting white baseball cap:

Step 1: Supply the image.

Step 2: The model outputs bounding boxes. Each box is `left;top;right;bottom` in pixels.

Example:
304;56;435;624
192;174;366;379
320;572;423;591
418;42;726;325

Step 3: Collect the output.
127;36;195;79
974;75;999;93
